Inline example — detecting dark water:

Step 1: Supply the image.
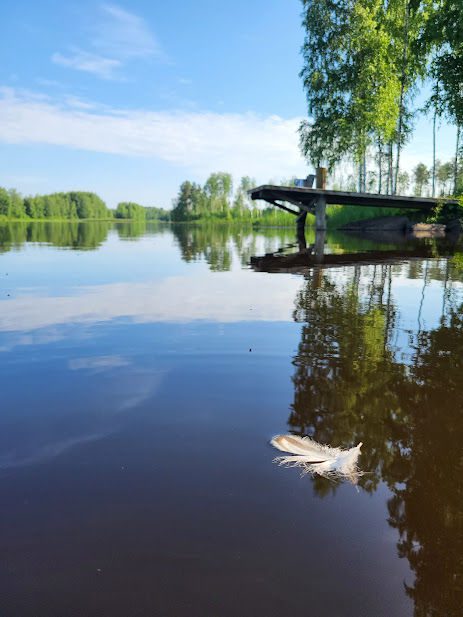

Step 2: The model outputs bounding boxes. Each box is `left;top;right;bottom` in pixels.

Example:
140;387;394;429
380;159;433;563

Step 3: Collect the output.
1;221;462;617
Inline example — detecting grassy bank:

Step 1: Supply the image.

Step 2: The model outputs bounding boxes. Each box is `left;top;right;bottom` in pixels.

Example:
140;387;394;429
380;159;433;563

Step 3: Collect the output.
3;200;461;228
0;216;116;223
325;205;405;228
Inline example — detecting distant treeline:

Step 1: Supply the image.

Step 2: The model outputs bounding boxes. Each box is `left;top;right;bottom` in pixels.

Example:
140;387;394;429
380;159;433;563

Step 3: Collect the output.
0;178;294;225
0;188;169;222
114;202;170;221
0;188;111;220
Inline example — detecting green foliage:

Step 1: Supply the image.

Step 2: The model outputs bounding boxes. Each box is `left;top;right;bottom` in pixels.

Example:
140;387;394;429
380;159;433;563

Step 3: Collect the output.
170;181;204;221
299;0;425;172
436;160;453;195
299;0;459;194
397;170;410;194
108;201;170;221
145;206;170;221
413;162;431;196
425;1;463;129
232;176;255;217
0;188;111;220
426;200;443;223
114;202;146;220
170;173;297;225
325;205;404;228
254;207;308;227
114;202;170;221
204;172;233;218
0;188;28;219
426;199;463;224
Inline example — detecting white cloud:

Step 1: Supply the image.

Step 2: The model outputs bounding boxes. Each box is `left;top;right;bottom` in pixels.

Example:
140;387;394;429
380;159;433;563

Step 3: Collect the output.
0;87;308;180
35;78;63;88
96;4;163;59
52;4;165;79
52;49;123;80
63;95;99;110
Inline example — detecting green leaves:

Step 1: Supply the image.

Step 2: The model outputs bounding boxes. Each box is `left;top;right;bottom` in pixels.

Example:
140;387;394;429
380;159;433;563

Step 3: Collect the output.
0;188;111;220
299;0;461;194
413;162;431;195
300;0;412;168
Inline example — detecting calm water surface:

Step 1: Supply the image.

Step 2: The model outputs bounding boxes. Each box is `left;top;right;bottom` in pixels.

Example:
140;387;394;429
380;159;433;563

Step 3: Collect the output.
1;221;462;616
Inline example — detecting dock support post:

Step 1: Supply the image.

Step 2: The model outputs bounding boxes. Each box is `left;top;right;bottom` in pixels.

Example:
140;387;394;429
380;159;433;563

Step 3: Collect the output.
296;209;307;251
315;196;327;230
296;210;307;234
315;167;327;230
296;211;307;251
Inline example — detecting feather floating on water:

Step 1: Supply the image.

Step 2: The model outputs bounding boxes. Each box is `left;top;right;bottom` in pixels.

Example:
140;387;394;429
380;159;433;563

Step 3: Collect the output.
271;434;363;483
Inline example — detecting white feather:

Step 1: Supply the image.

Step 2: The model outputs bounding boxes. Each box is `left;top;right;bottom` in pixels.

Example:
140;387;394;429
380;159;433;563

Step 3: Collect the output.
271;434;363;483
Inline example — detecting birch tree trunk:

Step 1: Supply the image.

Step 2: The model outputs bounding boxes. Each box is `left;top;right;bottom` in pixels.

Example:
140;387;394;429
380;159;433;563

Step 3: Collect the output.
454;125;460;195
432;110;437;197
378;142;383;194
387;142;394;195
394;1;411;195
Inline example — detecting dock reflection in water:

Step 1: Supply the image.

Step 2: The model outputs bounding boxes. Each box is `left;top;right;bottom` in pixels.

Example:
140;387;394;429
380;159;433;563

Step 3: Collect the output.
0;221;462;616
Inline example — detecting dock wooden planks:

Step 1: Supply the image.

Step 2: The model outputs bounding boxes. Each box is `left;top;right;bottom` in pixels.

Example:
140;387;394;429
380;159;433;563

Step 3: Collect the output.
250;185;459;212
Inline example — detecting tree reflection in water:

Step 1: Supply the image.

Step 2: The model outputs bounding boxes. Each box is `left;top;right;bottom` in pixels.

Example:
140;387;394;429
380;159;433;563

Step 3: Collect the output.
289;256;463;615
0;220;114;251
171;223;295;271
0;220;172;252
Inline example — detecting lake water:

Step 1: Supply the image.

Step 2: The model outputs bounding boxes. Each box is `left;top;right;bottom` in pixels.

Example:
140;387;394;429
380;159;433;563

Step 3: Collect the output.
1;221;462;616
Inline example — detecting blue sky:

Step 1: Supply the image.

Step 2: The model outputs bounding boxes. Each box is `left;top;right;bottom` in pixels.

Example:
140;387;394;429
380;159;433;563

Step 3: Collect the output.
0;1;457;208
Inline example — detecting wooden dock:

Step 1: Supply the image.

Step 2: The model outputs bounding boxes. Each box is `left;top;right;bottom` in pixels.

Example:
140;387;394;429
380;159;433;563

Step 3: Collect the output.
249;185;459;231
